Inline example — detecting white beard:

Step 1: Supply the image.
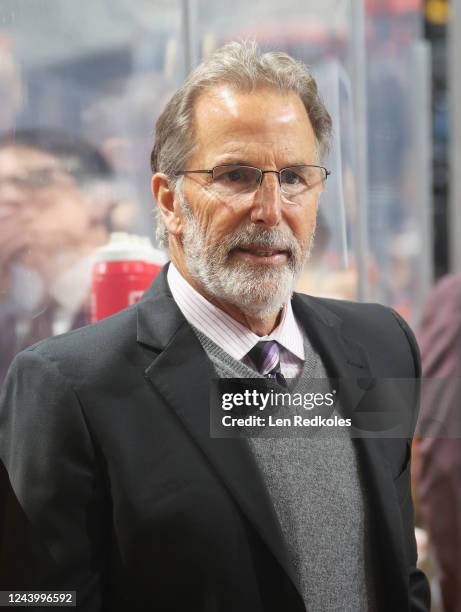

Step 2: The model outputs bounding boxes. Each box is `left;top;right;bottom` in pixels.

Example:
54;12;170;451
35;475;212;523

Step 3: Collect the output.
178;190;315;320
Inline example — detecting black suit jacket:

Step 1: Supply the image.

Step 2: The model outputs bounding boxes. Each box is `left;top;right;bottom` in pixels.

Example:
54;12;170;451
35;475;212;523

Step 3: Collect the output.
0;264;430;611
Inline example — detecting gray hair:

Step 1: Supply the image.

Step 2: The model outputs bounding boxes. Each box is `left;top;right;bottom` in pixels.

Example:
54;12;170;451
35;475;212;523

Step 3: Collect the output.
152;40;332;247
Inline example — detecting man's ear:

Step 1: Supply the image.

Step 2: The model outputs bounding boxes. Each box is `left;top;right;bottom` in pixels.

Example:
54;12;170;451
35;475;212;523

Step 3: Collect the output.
151;173;183;238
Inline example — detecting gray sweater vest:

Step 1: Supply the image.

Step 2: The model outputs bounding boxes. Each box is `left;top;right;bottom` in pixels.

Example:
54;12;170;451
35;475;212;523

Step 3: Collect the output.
192;325;376;612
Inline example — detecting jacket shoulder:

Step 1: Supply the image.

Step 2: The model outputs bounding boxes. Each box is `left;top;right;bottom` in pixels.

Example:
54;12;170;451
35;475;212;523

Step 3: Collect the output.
296;293;413;332
294;293;421;377
297;292;393;320
10;304;141;391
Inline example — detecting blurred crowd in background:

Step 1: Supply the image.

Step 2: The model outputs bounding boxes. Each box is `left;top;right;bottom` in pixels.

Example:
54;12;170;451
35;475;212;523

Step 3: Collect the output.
0;1;460;611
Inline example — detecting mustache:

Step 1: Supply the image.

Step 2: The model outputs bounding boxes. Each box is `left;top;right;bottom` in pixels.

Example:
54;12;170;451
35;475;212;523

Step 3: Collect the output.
223;226;298;256
178;191;302;257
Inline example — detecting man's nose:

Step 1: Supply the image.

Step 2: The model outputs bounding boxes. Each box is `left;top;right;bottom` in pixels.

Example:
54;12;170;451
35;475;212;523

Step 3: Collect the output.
249;172;283;227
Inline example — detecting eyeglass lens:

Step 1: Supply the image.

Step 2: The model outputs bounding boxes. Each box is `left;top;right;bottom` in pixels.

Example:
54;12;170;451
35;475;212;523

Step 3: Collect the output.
0;168;68;190
210;165;326;200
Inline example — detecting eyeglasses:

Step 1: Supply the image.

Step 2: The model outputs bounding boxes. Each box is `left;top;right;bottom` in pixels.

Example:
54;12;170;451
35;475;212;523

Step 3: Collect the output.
174;164;330;203
0;168;69;191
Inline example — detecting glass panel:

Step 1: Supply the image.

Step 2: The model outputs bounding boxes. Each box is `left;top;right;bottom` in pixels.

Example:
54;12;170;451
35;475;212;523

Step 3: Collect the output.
365;1;432;323
196;0;357;301
0;0;432;389
0;0;184;387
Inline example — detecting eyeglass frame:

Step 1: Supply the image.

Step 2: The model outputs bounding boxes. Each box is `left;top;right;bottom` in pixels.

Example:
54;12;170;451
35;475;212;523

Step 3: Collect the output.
173;163;331;196
0;167;71;191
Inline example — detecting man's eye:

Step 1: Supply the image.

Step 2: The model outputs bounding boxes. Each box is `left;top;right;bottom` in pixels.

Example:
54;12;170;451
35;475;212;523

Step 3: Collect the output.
225;170;244;182
282;171;302;185
214;168;254;184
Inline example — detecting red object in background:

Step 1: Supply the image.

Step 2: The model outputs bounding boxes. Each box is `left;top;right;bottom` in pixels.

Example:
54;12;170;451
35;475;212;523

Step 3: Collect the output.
91;234;166;322
365;0;422;14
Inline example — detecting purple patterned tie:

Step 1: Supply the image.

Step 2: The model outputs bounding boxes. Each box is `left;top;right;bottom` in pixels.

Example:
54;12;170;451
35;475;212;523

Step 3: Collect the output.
247;340;287;386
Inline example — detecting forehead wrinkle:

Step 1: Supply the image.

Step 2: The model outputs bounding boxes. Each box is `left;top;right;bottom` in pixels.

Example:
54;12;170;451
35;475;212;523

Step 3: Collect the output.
211;141;315;169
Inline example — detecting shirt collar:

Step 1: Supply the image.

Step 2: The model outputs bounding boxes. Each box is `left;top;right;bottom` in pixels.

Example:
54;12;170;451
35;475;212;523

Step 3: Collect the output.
167;261;304;361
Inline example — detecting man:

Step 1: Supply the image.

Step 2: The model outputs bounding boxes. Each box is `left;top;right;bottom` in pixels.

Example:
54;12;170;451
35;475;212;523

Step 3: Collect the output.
415;274;461;612
0;129;130;386
0;42;429;611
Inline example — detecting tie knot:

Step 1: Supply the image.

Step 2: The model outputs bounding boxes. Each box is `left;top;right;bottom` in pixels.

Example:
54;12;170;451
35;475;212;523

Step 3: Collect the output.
247;340;281;376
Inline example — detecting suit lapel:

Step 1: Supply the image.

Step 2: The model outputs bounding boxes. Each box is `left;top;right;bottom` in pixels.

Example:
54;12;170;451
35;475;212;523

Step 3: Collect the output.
136;266;305;608
292;293;410;611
